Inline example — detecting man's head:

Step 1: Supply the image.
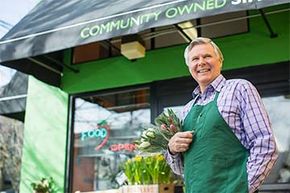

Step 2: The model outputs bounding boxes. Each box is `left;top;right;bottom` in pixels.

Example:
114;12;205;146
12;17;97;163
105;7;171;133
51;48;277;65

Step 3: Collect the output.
184;37;224;92
184;37;224;66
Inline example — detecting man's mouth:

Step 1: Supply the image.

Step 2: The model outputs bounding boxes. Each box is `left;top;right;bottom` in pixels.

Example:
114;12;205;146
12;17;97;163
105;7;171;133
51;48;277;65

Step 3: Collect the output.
197;69;210;73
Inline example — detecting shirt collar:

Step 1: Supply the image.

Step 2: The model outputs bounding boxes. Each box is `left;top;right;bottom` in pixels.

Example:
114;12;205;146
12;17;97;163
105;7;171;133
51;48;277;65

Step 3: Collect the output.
192;74;226;97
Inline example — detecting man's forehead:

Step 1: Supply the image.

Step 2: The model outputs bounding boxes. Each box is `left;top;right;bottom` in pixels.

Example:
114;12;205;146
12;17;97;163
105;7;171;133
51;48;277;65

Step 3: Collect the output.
190;43;215;54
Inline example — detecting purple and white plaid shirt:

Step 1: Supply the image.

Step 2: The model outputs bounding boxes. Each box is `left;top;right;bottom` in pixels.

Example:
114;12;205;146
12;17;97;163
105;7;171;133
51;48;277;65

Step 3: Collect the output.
165;74;278;193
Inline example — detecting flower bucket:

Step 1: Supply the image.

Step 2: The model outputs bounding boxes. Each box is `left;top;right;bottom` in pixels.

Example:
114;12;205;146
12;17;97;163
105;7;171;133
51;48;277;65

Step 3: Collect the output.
76;189;120;193
120;184;174;193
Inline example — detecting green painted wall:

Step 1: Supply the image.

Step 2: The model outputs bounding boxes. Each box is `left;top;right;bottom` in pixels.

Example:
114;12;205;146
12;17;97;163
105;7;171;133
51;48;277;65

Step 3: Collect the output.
61;10;289;94
19;76;68;193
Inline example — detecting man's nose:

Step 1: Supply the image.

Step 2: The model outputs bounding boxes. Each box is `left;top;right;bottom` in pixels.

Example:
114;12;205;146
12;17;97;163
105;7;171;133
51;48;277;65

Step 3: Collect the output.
197;57;206;65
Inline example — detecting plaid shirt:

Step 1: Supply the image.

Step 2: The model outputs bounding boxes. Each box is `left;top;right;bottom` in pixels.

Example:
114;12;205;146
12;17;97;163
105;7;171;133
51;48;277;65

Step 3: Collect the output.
165;74;278;193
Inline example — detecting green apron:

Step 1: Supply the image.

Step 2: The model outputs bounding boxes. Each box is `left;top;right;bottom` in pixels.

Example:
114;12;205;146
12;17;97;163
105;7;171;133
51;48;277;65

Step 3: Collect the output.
183;92;249;193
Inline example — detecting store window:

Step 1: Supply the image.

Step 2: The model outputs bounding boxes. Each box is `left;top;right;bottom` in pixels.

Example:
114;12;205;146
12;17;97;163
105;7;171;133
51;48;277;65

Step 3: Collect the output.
260;95;290;192
71;87;150;192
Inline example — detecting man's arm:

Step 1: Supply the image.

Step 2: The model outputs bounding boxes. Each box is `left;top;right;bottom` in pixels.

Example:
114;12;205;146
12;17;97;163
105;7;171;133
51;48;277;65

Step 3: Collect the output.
164;150;184;175
239;81;278;193
164;103;194;175
164;131;193;175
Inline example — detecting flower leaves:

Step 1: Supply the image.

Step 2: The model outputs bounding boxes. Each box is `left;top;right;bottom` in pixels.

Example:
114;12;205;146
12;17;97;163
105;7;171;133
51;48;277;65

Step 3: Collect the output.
123;154;173;185
135;109;182;153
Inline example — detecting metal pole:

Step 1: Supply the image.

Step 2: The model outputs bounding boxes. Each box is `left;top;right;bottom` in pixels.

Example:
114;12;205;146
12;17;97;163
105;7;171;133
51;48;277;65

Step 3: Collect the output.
0;94;27;102
259;9;278;38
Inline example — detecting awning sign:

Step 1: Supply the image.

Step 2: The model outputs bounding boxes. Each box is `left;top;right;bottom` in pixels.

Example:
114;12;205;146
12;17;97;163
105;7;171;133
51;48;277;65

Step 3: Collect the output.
0;0;288;63
78;0;287;41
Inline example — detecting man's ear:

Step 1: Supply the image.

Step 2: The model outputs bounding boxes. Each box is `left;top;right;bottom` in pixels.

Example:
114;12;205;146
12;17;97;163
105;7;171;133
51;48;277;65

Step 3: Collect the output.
219;61;223;70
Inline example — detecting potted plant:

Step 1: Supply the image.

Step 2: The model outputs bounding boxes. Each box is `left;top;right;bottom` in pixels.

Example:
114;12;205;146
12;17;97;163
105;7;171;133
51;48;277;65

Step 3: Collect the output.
122;154;174;193
31;177;58;193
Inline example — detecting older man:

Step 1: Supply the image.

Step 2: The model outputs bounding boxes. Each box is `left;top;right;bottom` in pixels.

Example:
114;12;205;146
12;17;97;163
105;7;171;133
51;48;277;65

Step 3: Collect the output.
165;37;277;193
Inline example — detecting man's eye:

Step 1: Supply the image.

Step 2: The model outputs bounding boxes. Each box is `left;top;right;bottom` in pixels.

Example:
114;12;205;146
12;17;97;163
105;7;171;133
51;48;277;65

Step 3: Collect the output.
192;57;198;61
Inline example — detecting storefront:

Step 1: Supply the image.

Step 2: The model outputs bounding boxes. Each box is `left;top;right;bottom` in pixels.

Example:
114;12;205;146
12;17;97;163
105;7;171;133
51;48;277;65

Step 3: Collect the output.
0;1;289;193
67;62;290;192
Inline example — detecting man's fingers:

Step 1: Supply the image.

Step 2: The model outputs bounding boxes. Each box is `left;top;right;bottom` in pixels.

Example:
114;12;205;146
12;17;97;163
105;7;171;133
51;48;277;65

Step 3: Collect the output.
175;131;193;139
177;143;190;150
171;142;190;153
176;137;192;144
168;131;194;154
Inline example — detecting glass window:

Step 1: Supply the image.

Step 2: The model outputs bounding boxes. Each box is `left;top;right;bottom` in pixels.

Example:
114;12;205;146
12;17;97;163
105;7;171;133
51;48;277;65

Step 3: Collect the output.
262;96;290;188
71;88;150;192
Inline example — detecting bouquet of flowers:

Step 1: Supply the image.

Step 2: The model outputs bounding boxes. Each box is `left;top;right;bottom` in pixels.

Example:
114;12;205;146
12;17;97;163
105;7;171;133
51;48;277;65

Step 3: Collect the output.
135;109;182;153
31;177;58;193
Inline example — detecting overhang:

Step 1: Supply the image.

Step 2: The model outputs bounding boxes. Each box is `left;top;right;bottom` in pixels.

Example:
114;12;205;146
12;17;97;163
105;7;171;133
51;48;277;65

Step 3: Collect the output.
0;0;288;86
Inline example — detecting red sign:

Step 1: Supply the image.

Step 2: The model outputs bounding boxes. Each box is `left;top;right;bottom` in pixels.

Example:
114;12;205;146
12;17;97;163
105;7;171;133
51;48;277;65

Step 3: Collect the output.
95;124;110;151
110;143;136;152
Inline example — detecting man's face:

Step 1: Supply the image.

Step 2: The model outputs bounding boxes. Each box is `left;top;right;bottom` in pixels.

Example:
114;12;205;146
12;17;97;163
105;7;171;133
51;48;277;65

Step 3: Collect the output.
188;43;222;90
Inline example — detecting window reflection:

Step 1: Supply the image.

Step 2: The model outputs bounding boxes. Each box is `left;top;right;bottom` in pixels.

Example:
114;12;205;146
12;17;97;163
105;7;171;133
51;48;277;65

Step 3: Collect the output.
71;91;290;192
263;96;290;185
72;88;150;192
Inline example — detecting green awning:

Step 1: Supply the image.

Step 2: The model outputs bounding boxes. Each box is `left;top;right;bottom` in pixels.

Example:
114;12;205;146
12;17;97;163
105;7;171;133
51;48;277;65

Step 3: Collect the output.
0;0;288;86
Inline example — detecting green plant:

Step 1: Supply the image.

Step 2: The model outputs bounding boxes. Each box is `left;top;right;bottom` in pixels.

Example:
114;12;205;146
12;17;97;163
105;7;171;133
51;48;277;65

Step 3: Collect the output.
123;154;173;185
31;177;58;193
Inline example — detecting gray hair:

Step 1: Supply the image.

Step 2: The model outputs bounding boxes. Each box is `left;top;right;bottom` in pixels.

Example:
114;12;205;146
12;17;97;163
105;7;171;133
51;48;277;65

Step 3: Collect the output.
184;37;224;66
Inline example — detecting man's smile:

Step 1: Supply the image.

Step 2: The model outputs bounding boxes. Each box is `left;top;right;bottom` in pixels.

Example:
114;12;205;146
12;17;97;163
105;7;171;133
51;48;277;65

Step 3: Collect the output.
197;68;210;74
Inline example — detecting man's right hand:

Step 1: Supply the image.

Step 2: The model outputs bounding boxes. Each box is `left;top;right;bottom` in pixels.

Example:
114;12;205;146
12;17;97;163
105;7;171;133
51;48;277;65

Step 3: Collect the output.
168;131;194;154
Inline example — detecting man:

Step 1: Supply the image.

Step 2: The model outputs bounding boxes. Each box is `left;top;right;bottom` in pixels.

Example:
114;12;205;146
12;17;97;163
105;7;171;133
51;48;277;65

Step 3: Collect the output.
165;37;278;193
